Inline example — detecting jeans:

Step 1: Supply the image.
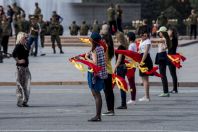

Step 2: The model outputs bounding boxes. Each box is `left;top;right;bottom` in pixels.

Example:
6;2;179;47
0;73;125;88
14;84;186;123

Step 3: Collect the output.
28;36;38;56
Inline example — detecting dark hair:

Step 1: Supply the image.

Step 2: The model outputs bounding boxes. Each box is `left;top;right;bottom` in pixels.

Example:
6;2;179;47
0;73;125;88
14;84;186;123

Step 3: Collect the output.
161;32;172;50
103;34;114;60
127;32;136;42
169;27;178;40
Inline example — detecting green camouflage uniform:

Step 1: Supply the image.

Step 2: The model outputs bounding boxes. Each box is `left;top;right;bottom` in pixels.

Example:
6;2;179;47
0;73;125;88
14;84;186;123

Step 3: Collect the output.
39;21;46;47
80;23;89;36
49;21;63;53
69;23;79;36
92;23;100;33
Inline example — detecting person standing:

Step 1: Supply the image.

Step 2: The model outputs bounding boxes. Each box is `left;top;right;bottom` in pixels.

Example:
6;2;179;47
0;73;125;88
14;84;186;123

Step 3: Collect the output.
49;17;64;54
155;26;172;97
138;31;153;102
114;32;128;109
38;15;46;48
107;4;117;35
188;9;198;39
12;2;25;16
1;15;12;57
168;28;178;93
28;16;39;57
6;5;14;36
157;12;168;28
116;4;123;32
12;32;31;107
34;2;41;16
100;24;115;116
126;32;137;105
51;11;63;23
85;32;108;121
91;20;100;34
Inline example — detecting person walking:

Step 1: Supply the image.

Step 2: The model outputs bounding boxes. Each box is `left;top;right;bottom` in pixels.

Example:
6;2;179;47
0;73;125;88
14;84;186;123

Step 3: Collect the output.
12;32;31;107
155;26;172;97
86;32;108;122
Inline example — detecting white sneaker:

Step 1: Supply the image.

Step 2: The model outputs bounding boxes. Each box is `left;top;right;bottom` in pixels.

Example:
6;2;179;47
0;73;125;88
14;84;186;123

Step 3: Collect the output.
127;100;136;105
138;97;150;102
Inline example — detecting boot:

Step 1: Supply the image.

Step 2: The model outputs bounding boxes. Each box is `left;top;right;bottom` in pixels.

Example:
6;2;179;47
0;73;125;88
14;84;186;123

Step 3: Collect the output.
53;48;56;54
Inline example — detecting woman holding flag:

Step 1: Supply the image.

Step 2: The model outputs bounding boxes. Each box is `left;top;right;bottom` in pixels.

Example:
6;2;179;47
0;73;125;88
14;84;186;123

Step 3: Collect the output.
138;31;153;102
114;32;128;109
85;32;108;122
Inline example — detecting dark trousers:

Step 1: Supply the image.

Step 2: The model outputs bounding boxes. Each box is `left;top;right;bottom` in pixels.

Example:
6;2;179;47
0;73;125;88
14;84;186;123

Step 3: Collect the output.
168;63;178;92
190;24;197;39
28;36;38;56
159;61;169;93
117;18;123;32
51;35;62;50
108;20;117;35
1;35;9;54
104;74;114;112
40;35;45;48
128;69;136;101
117;65;127;106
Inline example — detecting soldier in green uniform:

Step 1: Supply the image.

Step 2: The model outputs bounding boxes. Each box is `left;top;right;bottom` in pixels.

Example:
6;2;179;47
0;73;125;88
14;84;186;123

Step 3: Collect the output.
34;2;41;17
188;9;198;39
21;14;30;34
157;12;168;28
13;15;22;37
50;17;64;54
80;21;89;36
107;4;117;35
91;19;100;33
69;21;79;36
12;2;25;17
1;15;12;56
38;15;46;48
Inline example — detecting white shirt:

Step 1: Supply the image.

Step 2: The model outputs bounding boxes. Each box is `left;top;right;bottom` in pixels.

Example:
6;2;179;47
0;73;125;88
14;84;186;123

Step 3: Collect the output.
139;39;151;53
158;38;167;53
128;42;137;52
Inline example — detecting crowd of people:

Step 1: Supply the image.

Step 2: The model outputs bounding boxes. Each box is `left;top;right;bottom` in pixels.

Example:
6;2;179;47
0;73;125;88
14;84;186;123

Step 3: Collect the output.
0;2;195;122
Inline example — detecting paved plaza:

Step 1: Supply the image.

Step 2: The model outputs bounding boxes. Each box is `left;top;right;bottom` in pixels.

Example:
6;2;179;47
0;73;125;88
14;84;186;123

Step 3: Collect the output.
0;85;198;131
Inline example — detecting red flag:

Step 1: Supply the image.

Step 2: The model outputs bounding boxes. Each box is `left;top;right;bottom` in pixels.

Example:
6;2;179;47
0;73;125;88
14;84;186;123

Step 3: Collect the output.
112;74;128;92
115;50;142;62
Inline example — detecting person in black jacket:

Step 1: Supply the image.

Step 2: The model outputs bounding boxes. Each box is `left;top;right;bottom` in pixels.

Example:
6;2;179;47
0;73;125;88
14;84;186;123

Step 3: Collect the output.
12;32;31;107
168;28;178;93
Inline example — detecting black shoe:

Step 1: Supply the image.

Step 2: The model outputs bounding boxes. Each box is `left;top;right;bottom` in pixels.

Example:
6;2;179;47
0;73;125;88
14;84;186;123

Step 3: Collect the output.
116;106;127;109
60;50;64;54
41;53;46;56
23;103;29;107
88;116;101;122
53;49;56;54
169;90;178;94
102;111;115;116
17;103;23;107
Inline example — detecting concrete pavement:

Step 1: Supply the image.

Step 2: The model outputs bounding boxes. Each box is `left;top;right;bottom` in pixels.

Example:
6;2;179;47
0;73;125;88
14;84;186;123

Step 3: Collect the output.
0;85;198;131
